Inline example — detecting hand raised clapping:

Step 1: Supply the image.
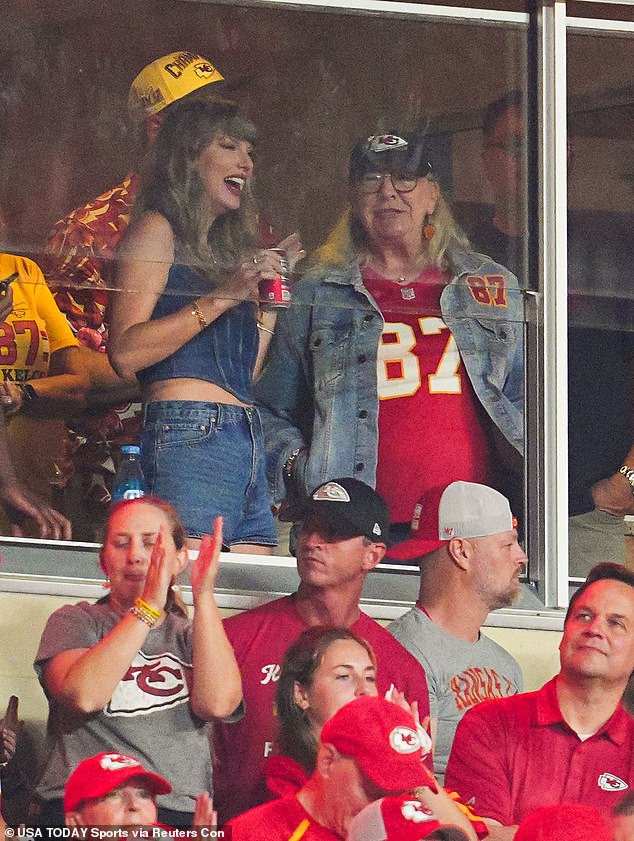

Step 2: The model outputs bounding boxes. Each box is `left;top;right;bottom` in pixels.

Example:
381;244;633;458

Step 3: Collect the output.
190;516;223;600
140;525;182;613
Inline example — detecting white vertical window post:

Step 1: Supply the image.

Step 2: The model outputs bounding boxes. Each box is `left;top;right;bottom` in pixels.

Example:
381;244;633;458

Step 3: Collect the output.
538;0;570;607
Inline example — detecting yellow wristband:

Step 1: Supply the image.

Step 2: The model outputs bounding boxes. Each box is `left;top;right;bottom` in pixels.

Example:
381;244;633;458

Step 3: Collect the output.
134;597;160;620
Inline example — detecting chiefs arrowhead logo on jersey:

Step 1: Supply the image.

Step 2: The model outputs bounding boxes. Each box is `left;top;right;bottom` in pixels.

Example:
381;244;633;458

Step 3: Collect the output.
389;726;421;754
106;650;191;717
598;773;628;792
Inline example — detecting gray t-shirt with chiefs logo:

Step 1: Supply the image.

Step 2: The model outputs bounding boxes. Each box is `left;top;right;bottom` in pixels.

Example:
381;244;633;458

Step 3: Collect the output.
34;599;211;813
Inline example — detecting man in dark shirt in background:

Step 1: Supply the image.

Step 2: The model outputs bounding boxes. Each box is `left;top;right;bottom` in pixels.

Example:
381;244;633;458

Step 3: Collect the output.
471;90;634;578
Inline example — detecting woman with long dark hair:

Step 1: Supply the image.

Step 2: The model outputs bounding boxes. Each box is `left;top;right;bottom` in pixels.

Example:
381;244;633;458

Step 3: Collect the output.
269;627;480;839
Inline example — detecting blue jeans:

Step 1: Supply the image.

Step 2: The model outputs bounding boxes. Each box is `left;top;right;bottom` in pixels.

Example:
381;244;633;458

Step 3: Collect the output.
141;401;277;546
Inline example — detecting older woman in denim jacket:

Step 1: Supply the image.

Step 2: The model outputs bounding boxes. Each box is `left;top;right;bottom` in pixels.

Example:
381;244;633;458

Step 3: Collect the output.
255;129;524;545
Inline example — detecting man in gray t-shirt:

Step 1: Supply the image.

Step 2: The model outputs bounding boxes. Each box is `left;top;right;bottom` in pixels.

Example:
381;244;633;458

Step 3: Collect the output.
387;481;525;782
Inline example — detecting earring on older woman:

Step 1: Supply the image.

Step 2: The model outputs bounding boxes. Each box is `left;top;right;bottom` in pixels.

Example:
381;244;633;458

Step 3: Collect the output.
423;215;436;241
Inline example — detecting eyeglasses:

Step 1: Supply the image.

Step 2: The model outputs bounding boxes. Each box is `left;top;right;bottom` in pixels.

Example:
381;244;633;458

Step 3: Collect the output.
357;173;419;195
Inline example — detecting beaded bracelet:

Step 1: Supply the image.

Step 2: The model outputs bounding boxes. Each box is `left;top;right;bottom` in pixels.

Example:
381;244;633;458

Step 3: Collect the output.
130;605;156;627
135;597;160;619
130;597;160;627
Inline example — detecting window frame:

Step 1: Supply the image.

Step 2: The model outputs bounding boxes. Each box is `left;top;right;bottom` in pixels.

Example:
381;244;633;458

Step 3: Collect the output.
0;0;632;618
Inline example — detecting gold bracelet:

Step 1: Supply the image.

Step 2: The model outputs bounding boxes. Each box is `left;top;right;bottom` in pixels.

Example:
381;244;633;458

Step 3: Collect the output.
130;605;157;627
191;298;208;330
134;597;161;620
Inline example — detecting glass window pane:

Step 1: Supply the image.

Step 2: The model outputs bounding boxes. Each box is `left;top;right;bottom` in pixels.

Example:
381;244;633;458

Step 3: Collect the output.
566;25;634;580
0;1;534;605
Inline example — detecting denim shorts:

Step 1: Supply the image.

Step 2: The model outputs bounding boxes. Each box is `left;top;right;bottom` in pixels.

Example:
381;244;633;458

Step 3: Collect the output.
141;401;277;546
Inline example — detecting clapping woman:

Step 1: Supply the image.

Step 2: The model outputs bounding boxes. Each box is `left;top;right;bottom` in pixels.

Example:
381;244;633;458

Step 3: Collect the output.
33;496;241;827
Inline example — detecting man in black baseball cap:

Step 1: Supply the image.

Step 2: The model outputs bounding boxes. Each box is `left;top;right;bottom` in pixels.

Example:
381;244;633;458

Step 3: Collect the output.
289;476;390;543
213;478;432;825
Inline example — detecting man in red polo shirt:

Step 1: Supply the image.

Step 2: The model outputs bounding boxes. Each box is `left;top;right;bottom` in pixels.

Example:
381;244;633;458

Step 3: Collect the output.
445;563;634;838
227;697;439;840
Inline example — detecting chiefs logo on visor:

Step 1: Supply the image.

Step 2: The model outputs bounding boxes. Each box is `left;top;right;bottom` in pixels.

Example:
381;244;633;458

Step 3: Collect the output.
368;134;408;153
389;726;421;754
194;61;216;78
100;754;141;772
312;482;351;503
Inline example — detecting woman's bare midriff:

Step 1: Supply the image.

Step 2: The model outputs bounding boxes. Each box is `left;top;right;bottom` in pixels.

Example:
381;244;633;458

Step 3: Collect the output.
144;378;250;407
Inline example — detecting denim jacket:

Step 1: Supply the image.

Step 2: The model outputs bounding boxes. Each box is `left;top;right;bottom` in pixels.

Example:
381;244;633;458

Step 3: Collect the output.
255;249;525;505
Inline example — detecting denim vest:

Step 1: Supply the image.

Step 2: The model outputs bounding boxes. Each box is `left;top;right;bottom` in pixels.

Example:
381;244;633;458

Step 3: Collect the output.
255;250;525;504
138;262;258;405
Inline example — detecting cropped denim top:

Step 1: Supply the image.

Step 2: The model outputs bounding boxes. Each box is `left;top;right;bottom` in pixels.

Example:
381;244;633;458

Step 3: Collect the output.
137;262;258;404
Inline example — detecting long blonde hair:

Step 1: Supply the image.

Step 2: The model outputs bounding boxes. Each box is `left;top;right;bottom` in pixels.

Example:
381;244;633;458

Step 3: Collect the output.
310;178;470;273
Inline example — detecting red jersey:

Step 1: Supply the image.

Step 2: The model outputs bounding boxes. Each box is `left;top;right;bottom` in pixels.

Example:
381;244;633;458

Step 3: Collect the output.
227;794;340;840
213;595;431;825
264;755;490;840
445;677;634;825
362;266;490;524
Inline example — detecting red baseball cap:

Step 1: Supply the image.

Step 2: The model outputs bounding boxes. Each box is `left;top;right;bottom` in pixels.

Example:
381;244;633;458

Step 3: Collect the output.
64;752;172;813
514;804;611;841
385;484;447;562
348;795;469;841
386;481;517;563
320;697;437;794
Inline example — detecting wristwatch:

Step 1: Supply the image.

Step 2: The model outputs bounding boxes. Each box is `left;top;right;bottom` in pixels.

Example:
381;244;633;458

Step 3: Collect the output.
283;448;303;487
619;465;634;492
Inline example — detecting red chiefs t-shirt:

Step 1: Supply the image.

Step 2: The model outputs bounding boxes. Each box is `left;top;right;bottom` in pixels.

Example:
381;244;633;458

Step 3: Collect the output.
362;266;490;524
213;595;431;825
228;794;340;840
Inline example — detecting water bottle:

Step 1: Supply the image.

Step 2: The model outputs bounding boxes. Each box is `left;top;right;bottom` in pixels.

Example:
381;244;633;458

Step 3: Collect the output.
112;445;146;502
